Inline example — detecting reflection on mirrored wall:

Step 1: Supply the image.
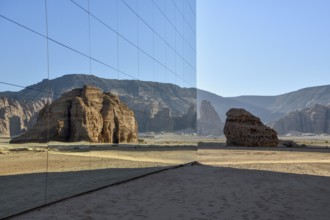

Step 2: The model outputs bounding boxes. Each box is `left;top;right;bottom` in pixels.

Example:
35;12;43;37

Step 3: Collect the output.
0;0;196;218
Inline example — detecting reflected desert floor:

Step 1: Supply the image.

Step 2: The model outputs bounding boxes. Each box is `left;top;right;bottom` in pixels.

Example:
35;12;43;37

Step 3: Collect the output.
0;136;196;219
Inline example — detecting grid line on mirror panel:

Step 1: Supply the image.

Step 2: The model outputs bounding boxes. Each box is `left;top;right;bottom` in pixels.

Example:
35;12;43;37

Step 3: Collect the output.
170;0;196;38
152;0;196;51
184;0;196;16
70;0;195;87
119;0;195;86
121;0;196;70
0;13;138;81
71;0;195;85
116;0;120;79
137;0;140;80
44;0;50;205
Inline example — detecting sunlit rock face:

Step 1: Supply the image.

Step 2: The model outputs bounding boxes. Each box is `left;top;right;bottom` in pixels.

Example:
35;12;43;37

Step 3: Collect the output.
10;86;138;144
224;108;278;147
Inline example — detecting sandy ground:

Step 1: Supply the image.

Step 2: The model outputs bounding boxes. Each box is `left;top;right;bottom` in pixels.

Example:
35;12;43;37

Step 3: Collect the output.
8;147;330;220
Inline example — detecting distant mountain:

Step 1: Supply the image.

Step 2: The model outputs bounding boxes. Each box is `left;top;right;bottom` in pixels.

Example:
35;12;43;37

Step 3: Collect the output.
199;85;330;126
197;90;281;124
1;74;330;137
196;85;330;135
231;85;330;119
271;104;330;135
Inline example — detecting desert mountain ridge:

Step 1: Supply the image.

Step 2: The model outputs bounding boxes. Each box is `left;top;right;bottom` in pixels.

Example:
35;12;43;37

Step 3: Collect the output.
198;84;330;124
1;74;330;136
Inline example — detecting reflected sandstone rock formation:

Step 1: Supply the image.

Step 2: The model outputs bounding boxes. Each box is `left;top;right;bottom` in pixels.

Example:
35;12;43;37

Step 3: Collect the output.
10;86;138;143
224;108;278;147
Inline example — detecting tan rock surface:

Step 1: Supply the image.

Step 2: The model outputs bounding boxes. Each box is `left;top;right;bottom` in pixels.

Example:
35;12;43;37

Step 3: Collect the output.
10;86;138;143
224;108;278;146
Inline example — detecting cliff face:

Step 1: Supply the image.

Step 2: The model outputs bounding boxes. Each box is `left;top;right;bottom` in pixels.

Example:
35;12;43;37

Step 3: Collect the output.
197;100;223;136
10;86;138;143
272;104;330;135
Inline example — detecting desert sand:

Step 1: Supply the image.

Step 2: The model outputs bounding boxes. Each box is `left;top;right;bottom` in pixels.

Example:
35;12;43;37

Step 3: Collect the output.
8;146;330;220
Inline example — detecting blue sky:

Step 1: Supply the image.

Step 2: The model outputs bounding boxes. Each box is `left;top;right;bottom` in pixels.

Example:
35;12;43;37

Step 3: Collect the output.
197;0;330;97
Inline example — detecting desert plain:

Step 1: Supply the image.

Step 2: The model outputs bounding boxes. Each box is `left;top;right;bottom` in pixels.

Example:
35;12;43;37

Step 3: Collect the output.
1;134;330;219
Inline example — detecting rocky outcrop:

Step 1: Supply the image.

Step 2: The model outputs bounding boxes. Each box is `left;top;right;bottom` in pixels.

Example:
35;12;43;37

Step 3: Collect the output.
10;86;138;143
272;104;330;135
197;100;224;136
224;108;278;147
0;97;48;137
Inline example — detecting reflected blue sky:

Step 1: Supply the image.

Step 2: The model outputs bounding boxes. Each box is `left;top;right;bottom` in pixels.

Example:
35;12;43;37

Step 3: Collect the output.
0;0;196;91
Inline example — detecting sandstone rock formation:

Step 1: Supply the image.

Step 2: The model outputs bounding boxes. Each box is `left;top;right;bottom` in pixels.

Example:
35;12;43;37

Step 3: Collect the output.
224;108;278;147
197;100;224;136
272;104;330;135
10;86;138;143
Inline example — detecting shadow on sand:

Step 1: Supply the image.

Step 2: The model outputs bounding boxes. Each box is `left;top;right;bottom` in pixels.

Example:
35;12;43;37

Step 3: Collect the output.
0;165;178;219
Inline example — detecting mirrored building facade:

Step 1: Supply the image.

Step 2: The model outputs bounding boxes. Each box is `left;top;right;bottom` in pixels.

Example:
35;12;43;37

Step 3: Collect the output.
0;0;196;218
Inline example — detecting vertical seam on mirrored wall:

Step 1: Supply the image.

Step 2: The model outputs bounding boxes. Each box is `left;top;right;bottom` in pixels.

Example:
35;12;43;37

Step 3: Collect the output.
165;1;168;84
116;0;120;179
137;0;140;146
116;0;120;80
44;0;50;205
174;2;177;86
151;0;155;165
183;1;185;85
87;0;92;192
121;0;192;87
88;0;92;76
137;0;140;81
